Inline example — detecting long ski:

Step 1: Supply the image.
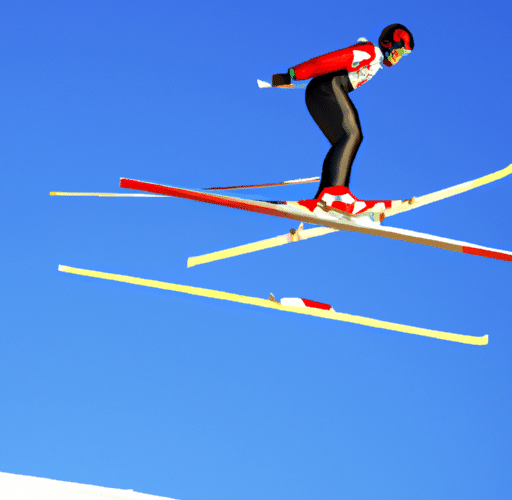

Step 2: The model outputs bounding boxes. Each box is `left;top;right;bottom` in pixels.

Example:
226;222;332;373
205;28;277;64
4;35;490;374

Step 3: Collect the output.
59;265;489;345
188;163;512;265
120;175;512;263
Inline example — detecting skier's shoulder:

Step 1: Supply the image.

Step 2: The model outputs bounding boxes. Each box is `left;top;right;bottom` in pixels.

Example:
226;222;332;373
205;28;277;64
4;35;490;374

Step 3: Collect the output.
345;38;376;55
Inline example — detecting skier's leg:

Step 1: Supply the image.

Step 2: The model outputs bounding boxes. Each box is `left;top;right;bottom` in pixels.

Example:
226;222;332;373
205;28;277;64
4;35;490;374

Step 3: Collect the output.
306;79;363;197
319;78;363;192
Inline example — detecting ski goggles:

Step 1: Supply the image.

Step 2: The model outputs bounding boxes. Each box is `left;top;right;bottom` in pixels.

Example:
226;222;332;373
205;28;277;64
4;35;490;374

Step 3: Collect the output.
385;45;411;63
395;47;411;57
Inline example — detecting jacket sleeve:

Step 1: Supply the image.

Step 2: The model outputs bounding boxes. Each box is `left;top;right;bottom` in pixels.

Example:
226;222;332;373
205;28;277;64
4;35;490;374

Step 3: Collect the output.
290;42;375;81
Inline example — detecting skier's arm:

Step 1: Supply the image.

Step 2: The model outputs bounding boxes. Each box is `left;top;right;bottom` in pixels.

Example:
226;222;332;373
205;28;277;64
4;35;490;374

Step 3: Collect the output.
272;42;375;86
291;48;354;80
292;43;375;80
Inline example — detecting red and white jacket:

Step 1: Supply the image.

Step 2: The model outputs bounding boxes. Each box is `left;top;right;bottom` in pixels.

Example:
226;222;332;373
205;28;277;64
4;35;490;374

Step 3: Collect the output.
291;40;384;90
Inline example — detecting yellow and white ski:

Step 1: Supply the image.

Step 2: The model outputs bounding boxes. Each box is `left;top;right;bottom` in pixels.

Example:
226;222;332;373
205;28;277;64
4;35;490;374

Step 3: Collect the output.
58;265;489;346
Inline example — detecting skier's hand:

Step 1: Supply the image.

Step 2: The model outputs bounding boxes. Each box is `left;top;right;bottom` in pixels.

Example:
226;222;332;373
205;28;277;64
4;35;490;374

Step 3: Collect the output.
272;73;291;86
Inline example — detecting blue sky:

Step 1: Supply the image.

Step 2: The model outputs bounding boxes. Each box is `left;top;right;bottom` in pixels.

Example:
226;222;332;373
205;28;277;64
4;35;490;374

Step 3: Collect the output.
1;1;511;499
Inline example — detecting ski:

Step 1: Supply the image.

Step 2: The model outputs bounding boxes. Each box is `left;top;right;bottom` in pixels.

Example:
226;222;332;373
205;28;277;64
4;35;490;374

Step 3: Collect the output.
200;162;512;215
120;176;394;224
203;176;320;191
189;163;512;265
120;176;512;263
383;163;512;217
58;265;489;345
187;224;337;267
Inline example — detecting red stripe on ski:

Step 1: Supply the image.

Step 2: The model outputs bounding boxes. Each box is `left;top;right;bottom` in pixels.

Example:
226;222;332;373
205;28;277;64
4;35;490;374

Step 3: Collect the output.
120;178;289;219
462;246;512;262
301;299;332;311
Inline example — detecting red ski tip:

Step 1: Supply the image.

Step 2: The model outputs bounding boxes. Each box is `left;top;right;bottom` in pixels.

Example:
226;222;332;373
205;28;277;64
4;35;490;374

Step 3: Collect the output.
463;246;512;262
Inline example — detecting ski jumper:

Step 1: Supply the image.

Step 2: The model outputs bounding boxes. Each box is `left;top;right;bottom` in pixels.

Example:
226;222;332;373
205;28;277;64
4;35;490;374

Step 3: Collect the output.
290;41;384;198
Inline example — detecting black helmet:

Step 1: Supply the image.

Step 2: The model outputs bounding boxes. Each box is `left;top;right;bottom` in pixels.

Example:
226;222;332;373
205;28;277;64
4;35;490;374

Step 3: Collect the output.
379;24;415;56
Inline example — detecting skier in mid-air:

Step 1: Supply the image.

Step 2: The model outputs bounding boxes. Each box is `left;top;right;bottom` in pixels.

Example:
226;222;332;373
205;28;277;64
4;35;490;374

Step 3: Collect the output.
272;24;415;214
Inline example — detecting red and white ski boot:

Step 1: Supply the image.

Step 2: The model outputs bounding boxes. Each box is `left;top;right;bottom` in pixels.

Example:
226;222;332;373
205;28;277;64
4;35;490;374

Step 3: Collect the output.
297;186;396;222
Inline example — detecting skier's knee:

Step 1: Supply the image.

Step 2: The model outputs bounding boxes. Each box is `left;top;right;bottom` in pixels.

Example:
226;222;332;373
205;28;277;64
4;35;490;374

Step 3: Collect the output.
349;128;363;146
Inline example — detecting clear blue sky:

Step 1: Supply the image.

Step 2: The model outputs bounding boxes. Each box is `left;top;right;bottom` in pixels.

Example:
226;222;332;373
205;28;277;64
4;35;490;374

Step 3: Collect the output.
1;1;511;499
